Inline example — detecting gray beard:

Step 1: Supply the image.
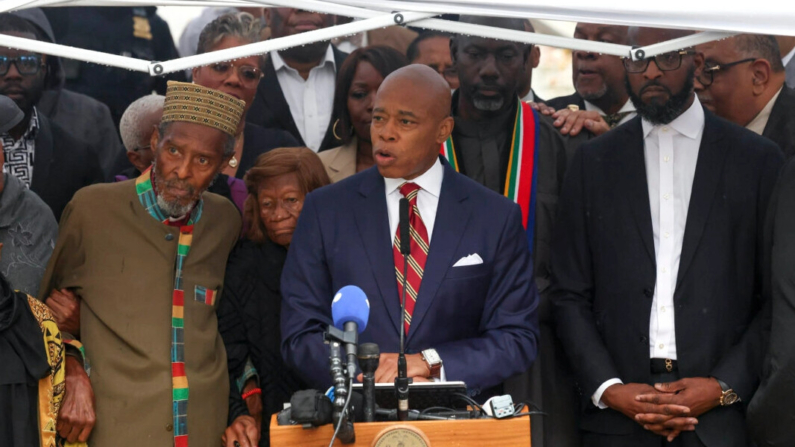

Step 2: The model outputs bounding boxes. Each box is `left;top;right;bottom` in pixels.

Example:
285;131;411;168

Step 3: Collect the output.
152;162;198;218
579;82;608;101
473;97;505;112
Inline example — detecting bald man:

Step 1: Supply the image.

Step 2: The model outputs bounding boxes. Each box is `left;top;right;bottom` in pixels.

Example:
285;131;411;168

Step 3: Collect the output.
551;27;783;447
280;64;539;399
695;34;795;158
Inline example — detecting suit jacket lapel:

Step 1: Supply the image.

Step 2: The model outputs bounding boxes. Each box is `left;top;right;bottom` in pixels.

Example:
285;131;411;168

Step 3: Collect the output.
31;114;54;191
676;111;727;290
354;168;402;335
318;46;349;152
260;58;302;143
620;118;656;265
407;162;472;343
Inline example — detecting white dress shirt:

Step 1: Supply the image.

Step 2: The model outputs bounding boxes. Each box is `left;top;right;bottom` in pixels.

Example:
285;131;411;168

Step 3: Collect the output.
384;159;446;380
584;98;637;126
746;87;782;135
592;97;705;409
271;46;337;152
384;158;444;244
782;46;795;67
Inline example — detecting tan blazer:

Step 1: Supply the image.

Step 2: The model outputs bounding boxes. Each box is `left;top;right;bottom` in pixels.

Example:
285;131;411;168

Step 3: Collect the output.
39;180;241;447
318;139;358;183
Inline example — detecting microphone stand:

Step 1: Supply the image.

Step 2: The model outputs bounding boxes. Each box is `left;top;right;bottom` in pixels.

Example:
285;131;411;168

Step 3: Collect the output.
325;327;356;444
396;197;412;421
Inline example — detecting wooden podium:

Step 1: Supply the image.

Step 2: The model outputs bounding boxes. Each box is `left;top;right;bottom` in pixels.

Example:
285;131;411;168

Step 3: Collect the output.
269;414;531;446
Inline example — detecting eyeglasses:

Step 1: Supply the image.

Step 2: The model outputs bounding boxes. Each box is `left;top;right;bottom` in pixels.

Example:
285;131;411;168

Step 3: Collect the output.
0;55;45;76
623;50;696;74
133;145;151;152
207;62;262;89
696;58;756;87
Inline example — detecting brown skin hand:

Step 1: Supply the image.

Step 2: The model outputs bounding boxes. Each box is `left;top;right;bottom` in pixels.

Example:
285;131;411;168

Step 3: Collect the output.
58;356;96;443
149;121;232;213
695;36;784;127
257;172;305;247
370;64;454;181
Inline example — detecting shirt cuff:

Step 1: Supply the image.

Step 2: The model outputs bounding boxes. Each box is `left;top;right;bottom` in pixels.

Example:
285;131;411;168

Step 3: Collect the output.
592;378;623;409
236;357;259;393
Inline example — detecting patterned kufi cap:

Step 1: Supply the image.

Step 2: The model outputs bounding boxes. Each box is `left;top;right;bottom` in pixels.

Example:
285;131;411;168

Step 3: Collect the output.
161;81;245;136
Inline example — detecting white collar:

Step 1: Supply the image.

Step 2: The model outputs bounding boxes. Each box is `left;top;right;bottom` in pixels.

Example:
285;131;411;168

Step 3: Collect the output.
271;45;336;73
384;158;444;198
642;95;705;140
783;46;795;67
584;98;636;116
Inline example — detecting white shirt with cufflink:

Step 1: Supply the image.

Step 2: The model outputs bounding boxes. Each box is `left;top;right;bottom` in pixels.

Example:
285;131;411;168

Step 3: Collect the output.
592;97;705;408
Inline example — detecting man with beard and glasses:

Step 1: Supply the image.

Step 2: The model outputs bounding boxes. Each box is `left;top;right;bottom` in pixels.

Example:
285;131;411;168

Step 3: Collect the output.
551;26;784;447
246;8;348;152
39;81;244;447
545;23;635;138
0;13;103;220
694;34;795;159
447;15;576;447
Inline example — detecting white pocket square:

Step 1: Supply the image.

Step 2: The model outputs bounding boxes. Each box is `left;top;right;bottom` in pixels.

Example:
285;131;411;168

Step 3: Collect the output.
453;253;483;267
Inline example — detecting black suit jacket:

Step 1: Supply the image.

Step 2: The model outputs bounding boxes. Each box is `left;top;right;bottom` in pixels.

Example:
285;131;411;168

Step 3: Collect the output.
31;114;104;220
762;86;795;159
550;109;783;445
546;92;586;112
747;158;795;447
246;46;348;152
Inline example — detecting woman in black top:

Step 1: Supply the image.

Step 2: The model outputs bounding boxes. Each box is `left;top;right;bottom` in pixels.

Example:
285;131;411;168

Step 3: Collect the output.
219;147;331;447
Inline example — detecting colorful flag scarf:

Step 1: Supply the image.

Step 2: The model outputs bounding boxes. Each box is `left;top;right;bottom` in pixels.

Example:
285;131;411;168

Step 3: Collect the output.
441;98;540;250
136;169;203;447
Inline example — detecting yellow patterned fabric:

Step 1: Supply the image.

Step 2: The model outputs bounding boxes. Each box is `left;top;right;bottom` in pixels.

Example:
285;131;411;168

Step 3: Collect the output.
25;296;87;447
162;81;245;136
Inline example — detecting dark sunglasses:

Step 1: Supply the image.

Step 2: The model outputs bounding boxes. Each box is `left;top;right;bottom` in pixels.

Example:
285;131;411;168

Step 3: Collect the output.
0;54;45;76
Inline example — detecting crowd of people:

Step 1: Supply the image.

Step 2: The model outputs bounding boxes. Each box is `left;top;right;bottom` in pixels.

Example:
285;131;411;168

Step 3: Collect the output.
1;6;795;447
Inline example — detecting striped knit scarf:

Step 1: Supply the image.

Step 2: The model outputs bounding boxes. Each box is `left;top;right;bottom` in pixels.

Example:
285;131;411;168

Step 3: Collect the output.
135;169;203;447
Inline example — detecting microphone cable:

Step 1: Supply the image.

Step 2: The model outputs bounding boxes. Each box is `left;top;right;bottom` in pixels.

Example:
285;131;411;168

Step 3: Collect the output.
328;377;354;447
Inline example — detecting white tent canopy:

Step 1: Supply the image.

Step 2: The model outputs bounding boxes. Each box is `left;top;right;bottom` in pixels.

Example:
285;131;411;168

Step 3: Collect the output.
1;0;793;76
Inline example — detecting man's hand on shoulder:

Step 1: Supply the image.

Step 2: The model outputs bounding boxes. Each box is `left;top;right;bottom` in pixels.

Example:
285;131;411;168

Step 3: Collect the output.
552;108;610;136
355;353;431;383
57;356;96;443
601;382;697;441
46;288;81;336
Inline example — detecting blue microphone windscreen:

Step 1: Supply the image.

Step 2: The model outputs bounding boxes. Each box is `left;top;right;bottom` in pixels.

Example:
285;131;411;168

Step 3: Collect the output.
331;285;370;333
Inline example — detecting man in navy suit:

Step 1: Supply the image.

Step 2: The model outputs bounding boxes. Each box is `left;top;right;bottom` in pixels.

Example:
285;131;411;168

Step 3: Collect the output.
280;65;539;398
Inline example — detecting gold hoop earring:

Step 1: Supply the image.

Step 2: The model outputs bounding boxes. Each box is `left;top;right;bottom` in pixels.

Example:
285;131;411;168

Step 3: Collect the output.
332;119;342;141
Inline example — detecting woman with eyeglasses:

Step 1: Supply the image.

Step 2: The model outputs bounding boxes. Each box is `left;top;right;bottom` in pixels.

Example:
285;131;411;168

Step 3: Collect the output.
193;13;299;180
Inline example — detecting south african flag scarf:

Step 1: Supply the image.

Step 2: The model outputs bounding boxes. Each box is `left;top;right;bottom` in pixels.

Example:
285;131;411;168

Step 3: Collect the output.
441;98;540;251
136;169;203;447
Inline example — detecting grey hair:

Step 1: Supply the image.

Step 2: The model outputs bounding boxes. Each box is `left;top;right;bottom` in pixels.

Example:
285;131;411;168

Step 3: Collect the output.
120;95;165;152
734;34;785;73
157;121;236;158
197;12;263;65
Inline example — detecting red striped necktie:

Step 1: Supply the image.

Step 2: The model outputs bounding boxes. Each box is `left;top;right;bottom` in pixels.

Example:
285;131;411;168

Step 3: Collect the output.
393;182;430;335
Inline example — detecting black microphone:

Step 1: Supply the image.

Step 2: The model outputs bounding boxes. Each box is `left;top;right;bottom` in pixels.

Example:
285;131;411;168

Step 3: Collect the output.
396;197;411;421
358;343;379;422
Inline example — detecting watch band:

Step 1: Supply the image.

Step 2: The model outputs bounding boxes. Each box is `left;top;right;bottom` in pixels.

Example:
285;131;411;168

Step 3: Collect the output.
421;349;442;379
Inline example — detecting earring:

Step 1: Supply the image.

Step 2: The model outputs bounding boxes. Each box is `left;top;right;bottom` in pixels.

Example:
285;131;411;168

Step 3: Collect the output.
332;119;342;141
229;156;238;168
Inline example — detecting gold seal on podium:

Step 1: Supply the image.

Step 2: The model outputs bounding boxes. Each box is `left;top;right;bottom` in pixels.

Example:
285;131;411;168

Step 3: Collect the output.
371;425;431;447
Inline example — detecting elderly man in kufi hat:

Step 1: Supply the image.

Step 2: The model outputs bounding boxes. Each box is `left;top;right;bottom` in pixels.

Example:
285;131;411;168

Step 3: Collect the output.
39;81;244;447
